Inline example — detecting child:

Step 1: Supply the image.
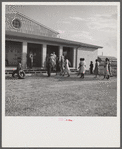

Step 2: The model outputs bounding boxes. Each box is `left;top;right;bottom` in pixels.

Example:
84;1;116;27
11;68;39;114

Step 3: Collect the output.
94;59;99;78
90;61;93;74
12;58;22;78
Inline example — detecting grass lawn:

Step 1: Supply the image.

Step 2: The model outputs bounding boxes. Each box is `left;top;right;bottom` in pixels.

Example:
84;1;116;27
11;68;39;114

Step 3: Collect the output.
5;73;117;116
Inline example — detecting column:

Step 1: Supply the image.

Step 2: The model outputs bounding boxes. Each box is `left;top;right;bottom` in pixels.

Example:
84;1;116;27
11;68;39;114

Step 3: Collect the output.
59;45;63;60
42;43;47;68
73;47;76;68
22;41;27;69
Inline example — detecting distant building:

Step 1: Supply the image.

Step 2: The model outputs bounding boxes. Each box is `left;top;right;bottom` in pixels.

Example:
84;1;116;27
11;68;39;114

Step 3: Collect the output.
98;55;117;76
98;55;117;62
5;12;103;70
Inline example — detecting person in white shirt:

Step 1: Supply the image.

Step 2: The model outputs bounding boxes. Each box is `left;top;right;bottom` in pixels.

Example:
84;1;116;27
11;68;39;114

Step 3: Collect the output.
63;58;70;77
78;58;86;78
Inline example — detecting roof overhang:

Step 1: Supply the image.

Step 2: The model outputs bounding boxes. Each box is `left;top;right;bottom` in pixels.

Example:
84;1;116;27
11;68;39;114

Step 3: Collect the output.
6;31;103;49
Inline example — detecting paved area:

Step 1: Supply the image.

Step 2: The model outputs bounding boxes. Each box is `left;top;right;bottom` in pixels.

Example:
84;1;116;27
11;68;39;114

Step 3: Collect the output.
5;73;117;116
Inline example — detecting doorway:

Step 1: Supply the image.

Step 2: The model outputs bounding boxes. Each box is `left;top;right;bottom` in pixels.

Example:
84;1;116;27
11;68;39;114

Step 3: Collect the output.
27;43;42;67
5;40;22;67
47;45;59;57
63;47;73;67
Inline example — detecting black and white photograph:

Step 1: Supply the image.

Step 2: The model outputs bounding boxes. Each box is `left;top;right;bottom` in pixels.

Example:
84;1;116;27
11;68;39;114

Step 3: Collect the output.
2;2;120;148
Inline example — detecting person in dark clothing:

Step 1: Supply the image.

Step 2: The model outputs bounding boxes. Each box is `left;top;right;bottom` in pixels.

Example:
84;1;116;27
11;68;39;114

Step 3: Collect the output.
12;58;22;78
90;61;93;74
56;57;60;75
47;56;52;77
94;59;99;78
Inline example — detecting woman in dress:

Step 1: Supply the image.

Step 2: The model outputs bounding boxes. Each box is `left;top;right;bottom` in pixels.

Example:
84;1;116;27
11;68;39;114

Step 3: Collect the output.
56;57;60;75
60;55;65;76
103;58;110;79
79;58;86;78
94;59;99;78
63;58;70;77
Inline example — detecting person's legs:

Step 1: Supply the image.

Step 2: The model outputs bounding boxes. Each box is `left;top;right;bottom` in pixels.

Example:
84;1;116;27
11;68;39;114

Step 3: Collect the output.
90;69;92;74
29;59;32;68
80;73;83;78
62;68;65;76
67;70;70;77
107;75;110;80
82;73;84;78
60;67;63;75
47;65;51;77
30;61;33;69
12;69;18;77
103;74;105;79
91;68;93;74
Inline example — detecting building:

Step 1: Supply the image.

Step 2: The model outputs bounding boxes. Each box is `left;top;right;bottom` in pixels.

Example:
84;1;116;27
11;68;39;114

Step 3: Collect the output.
5;12;103;70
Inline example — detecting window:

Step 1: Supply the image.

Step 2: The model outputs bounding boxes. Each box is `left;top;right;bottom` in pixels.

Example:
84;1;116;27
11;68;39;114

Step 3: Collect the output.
12;19;21;29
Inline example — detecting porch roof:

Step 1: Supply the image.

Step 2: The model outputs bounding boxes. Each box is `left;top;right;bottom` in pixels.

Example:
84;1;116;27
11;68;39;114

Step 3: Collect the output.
6;31;103;49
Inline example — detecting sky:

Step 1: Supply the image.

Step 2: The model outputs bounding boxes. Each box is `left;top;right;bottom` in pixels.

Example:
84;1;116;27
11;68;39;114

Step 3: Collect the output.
6;4;119;57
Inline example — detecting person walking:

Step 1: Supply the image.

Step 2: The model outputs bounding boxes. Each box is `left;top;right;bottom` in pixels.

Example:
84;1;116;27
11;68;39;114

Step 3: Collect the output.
94;59;99;78
47;56;52;77
52;52;56;61
103;58;110;79
63;58;70;77
56;57;60;75
60;55;65;76
90;61;93;74
108;60;112;77
79;58;86;78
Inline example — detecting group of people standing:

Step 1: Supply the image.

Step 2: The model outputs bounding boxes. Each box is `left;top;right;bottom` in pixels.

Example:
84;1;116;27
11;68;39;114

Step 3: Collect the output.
46;52;71;77
89;58;112;79
27;50;112;80
46;52;112;80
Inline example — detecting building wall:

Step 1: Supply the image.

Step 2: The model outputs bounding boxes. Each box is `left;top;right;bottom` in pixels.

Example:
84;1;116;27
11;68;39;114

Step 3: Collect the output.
77;47;98;70
6;13;58;38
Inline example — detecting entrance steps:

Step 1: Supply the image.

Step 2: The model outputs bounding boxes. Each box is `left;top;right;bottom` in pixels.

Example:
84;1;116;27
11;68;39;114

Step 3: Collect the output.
5;67;79;74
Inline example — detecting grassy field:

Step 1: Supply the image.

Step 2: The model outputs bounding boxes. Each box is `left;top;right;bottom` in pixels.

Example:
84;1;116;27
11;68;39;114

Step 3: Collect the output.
5;73;117;116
